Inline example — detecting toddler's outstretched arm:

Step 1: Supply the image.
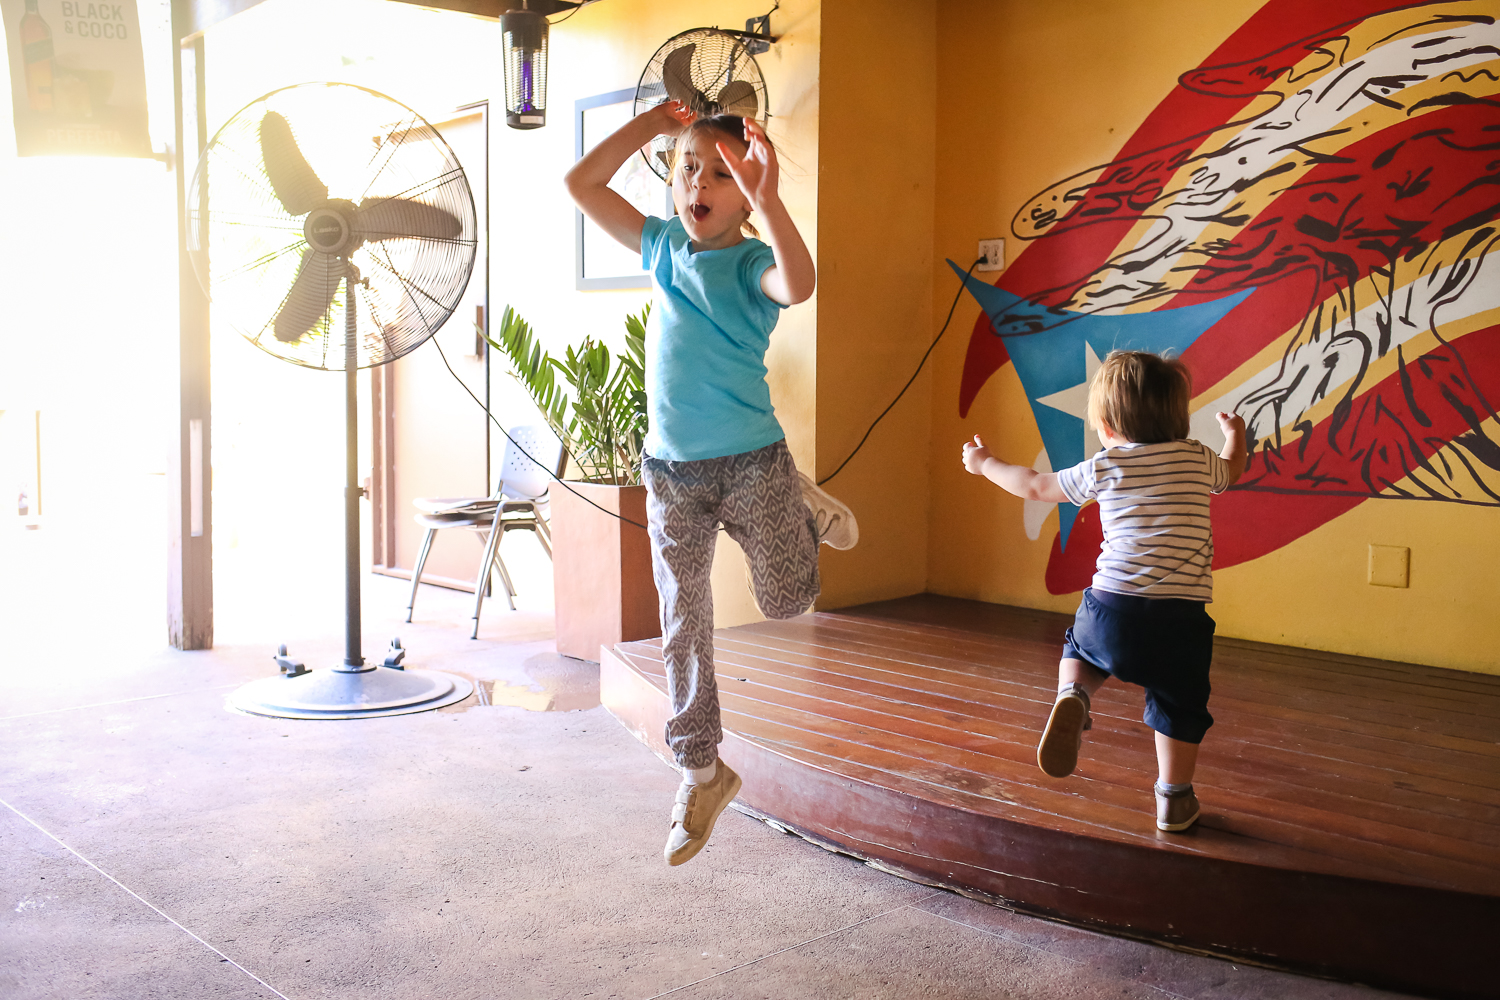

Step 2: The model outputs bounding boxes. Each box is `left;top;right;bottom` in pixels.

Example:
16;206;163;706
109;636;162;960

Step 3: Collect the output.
1215;411;1248;486
564;100;694;253
962;435;1068;503
718;118;815;305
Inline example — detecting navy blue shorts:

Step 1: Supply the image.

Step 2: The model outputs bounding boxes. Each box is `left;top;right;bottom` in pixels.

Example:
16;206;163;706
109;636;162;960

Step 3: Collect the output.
1061;587;1216;744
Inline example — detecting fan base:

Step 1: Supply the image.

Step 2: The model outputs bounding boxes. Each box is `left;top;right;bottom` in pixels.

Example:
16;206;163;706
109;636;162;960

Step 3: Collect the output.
228;664;473;720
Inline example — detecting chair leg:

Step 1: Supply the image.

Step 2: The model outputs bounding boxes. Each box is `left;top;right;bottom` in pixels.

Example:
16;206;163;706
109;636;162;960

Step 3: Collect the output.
477;533;491;598
471;519;507;639
493;548;518;610
533;519;553;558
407;527;437;623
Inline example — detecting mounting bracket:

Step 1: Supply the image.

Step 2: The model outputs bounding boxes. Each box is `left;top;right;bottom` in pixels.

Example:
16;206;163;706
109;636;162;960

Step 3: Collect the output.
729;13;776;55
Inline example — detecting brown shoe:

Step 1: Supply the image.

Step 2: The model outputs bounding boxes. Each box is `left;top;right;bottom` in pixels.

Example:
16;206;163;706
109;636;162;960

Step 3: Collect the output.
1037;684;1092;778
663;760;743;866
1155;783;1201;832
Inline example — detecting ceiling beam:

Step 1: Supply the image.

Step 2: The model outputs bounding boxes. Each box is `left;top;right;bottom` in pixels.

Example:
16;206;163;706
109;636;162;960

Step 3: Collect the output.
388;0;506;16
385;0;583;18
171;0;584;40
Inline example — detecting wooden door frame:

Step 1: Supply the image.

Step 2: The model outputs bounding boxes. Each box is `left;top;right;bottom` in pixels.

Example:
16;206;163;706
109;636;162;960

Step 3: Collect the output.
169;7;212;649
370;102;491;590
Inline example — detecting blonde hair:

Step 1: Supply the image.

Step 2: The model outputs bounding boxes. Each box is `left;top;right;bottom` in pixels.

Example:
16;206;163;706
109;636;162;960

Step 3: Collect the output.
1086;350;1192;444
673;115;762;238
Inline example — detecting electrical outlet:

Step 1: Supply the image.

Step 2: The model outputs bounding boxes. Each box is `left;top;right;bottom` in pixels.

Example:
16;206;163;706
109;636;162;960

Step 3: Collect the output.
977;238;1005;272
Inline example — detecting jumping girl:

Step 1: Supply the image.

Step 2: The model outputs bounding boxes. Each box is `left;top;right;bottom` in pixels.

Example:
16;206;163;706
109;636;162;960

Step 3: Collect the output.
566;100;857;865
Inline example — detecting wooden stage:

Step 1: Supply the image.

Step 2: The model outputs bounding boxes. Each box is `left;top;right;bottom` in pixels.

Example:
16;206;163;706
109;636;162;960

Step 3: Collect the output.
601;595;1498;1000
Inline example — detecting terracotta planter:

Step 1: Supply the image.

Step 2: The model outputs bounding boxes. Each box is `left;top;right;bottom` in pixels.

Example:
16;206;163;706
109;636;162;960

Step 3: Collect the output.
549;481;661;661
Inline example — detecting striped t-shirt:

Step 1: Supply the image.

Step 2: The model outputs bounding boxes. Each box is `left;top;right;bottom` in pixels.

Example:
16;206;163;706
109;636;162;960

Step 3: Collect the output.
1056;440;1231;601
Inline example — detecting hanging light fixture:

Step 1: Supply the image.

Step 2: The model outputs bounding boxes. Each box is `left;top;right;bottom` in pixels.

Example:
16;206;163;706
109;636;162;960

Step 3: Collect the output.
502;1;551;129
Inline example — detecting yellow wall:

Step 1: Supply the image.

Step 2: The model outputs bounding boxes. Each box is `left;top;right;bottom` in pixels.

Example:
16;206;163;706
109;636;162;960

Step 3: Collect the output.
546;0;940;624
814;0;936;609
923;0;1500;674
542;0;823;629
548;0;1499;672
542;0;939;623
527;0;938;626
203;0;1497;672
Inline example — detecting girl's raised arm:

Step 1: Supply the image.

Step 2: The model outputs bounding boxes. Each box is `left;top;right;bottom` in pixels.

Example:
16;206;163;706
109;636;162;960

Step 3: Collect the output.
564;100;694;254
717;118;815;306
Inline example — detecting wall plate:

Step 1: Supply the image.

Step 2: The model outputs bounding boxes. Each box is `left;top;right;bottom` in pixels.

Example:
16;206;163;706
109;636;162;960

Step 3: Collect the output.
977;238;1005;272
1368;544;1410;588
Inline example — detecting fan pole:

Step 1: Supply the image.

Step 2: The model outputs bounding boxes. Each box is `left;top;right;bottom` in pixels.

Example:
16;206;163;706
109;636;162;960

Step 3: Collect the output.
344;271;364;669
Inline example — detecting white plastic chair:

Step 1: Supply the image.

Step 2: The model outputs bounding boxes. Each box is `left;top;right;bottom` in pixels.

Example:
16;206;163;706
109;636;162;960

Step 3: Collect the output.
405;425;567;638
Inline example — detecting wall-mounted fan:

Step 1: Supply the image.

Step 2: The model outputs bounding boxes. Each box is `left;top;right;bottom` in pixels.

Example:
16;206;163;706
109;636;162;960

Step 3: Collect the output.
633;26;771;181
186;82;477;719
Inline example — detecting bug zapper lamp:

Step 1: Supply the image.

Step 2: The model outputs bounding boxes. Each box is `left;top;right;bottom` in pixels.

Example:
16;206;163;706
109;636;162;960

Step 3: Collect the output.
502;3;549;129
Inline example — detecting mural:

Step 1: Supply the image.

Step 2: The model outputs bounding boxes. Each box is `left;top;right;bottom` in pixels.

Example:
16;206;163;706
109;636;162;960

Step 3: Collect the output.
957;0;1500;594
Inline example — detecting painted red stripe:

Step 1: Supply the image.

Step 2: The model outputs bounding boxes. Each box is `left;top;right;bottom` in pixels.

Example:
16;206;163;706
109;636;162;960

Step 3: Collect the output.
1182;103;1500;390
1001;0;1413;294
961;1;1474;415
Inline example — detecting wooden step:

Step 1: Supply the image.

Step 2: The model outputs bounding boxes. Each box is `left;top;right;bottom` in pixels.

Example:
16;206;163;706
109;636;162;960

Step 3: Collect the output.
601;594;1500;1000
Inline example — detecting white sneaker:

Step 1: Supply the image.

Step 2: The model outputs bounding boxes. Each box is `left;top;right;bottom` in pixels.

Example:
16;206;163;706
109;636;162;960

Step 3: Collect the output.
798;472;859;550
663;760;743;866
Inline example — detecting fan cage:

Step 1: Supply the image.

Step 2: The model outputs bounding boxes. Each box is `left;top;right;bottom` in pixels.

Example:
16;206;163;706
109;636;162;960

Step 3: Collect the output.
633;27;770;182
185;82;478;371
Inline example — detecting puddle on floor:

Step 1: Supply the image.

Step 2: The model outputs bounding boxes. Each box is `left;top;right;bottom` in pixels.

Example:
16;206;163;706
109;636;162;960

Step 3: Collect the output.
443;652;600;713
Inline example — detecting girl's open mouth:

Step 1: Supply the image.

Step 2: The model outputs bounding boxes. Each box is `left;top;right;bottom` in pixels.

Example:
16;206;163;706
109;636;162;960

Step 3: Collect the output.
690;203;710;221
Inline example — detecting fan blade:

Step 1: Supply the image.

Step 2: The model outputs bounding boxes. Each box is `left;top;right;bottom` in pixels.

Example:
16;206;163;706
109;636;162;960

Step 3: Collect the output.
717;80;758;120
273;249;341;343
662;43;707;113
354;198;463;242
260;112;328;216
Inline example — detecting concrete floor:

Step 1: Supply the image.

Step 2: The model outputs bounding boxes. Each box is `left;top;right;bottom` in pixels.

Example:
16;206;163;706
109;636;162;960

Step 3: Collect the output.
1;535;1415;999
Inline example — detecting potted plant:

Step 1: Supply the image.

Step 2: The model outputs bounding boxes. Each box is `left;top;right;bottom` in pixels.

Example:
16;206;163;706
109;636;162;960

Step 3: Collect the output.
487;306;659;661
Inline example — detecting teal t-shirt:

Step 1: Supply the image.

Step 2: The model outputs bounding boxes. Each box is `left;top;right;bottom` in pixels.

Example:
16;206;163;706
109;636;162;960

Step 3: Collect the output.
639;215;789;462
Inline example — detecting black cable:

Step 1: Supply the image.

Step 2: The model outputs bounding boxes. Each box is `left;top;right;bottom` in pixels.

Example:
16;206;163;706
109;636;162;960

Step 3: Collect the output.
546;0;589;25
816;257;981;487
430;336;650;530
433;255;982;524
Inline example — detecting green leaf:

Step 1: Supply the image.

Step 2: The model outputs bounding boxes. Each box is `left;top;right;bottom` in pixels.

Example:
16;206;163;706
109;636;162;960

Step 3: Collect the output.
485;305;652;485
484;308;576;450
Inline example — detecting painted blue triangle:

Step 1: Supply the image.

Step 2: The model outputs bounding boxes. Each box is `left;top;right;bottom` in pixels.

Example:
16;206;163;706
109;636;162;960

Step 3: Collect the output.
948;260;1250;549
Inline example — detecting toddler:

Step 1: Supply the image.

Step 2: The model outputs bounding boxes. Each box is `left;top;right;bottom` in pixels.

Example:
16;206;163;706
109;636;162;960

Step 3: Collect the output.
962;350;1246;831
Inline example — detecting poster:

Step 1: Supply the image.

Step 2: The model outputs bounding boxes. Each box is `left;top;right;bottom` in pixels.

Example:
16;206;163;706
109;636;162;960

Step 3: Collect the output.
2;0;151;156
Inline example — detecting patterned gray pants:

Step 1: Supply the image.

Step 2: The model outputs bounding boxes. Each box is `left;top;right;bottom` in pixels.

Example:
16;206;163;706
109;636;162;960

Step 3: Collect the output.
641;440;821;769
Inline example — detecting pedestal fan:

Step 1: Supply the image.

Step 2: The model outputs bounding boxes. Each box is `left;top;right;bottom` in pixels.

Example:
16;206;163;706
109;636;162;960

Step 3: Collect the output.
187;82;477;719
